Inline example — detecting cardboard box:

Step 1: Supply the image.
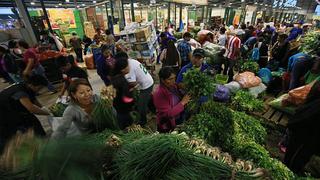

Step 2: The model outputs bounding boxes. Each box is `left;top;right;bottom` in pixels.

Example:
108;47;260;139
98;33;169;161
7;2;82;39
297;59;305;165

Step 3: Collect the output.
135;27;150;42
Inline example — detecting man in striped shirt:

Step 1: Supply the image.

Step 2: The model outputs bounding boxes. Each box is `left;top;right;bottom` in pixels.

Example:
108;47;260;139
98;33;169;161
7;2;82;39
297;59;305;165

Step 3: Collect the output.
223;31;242;81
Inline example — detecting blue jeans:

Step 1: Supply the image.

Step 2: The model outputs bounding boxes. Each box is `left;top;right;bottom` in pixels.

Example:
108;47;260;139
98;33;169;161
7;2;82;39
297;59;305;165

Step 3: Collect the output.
32;64;55;91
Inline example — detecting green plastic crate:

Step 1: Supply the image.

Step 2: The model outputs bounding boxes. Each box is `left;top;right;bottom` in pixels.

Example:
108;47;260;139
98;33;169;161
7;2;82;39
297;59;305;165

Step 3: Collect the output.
215;74;229;84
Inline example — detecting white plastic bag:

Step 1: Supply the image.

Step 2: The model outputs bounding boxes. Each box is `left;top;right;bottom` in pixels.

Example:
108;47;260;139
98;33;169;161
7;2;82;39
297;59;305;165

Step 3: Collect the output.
224;81;241;93
248;83;267;98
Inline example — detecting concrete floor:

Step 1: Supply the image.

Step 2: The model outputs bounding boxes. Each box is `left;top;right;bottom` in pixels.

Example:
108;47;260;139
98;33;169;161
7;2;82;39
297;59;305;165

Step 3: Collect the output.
0;64;159;134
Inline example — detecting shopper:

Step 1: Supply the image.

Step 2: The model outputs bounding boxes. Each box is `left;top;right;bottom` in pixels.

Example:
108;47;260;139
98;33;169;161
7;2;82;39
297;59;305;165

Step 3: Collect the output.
0;46;14;84
111;57;134;129
104;29;115;55
287;21;303;42
83;35;92;55
69;32;83;63
269;34;290;70
93;28;103;45
56;55;88;97
95;45;115;86
0;45;21;83
39;30;58;51
176;48;209;88
224;31;241;82
218;27;227;46
18;40;56;93
115;52;154;126
52;79;99;139
153;67;191;133
243;25;255;43
0;75;50;152
160;40;181;73
177;32;192;68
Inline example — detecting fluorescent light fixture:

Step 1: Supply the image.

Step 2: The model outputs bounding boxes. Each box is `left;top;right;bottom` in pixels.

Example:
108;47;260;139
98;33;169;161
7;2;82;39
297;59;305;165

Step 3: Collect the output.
265;4;267;6
66;0;70;2
77;5;80;8
82;3;85;6
59;3;62;5
241;0;245;2
213;4;216;6
30;2;35;5
93;1;97;3
55;5;58;7
254;2;258;4
102;4;105;7
229;3;232;5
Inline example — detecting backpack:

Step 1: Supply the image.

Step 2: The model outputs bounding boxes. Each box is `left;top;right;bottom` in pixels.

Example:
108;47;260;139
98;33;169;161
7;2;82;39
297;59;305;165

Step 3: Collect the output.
251;42;262;61
3;53;19;74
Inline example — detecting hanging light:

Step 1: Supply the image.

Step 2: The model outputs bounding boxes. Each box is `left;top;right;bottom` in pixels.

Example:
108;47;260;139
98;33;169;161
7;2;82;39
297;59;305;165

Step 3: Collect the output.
82;3;85;6
93;1;97;3
66;0;70;2
30;2;35;5
59;3;62;6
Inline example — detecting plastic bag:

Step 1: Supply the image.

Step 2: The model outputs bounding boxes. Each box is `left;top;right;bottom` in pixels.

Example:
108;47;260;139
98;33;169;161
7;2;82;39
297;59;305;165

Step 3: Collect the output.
234;71;262;88
287;84;312;105
248;83;267;98
258;68;272;84
224;81;241;93
213;85;230;102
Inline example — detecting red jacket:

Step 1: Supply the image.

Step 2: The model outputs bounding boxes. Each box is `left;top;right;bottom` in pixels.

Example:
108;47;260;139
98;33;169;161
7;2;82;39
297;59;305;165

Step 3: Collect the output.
152;84;184;132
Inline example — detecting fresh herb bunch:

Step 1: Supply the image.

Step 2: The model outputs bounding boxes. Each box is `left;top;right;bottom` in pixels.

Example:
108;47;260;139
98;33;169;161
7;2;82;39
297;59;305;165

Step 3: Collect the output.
231;90;264;112
240;61;260;74
301;31;320;56
232;111;266;145
183;68;215;99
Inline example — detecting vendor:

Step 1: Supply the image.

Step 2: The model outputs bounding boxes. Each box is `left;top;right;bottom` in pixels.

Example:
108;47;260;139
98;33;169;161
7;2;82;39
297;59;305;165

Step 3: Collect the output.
93;28;103;45
0;75;50;152
287;52;312;90
51;79;98;139
56;55;88;97
69;32;83;63
269;34;290;70
303;54;320;85
176;48;209;89
153;67;191;133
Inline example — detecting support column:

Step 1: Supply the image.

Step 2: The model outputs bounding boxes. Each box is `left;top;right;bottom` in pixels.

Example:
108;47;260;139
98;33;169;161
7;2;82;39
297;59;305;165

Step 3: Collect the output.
110;0;115;23
40;0;53;33
201;6;205;23
155;6;158;29
168;2;171;27
174;3;177;26
130;0;135;22
120;0;126;28
179;4;182;31
15;0;37;45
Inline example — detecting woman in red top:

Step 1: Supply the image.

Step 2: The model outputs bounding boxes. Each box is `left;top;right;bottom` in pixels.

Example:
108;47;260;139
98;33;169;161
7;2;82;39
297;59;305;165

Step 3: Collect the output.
18;40;56;93
153;67;191;133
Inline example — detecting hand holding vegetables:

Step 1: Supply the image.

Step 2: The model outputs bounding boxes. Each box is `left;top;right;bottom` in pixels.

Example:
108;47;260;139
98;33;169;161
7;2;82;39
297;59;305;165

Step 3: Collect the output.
181;94;191;106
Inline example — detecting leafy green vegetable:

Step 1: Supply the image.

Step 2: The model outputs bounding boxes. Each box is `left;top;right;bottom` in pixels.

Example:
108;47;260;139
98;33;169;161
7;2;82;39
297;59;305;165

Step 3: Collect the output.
240;61;260;74
301;31;320;56
49;103;67;117
92;98;119;131
231;90;264;112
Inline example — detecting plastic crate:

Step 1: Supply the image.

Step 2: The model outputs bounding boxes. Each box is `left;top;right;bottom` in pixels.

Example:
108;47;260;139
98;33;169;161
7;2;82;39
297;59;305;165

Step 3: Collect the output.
215;74;229;84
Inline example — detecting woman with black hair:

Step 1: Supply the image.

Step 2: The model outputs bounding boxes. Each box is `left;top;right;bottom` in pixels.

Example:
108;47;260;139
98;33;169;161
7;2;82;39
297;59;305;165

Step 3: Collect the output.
159;40;181;73
0;75;50;152
153;67;191;133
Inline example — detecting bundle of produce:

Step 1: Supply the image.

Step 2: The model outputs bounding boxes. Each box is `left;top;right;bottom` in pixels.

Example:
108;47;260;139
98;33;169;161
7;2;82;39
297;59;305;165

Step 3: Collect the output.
300;31;320;56
173;32;182;39
113;134;262;180
92;86;119;131
231;90;264;112
183;68;215;111
0;130;111;180
202;43;225;65
49;102;68;117
240;61;260;74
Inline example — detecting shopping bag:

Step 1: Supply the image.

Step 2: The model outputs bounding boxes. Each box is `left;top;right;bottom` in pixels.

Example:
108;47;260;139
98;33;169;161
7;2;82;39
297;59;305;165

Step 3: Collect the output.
234;71;262;88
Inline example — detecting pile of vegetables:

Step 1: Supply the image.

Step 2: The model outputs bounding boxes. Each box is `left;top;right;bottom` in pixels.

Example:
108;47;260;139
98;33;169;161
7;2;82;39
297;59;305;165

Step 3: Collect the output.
181;100;294;179
231;90;265;112
49;103;67;117
240;61;260;74
183;68;215;111
300;31;320;56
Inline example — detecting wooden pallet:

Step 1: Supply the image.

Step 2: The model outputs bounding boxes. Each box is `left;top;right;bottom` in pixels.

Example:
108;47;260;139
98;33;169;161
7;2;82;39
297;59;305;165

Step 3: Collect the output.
253;97;289;127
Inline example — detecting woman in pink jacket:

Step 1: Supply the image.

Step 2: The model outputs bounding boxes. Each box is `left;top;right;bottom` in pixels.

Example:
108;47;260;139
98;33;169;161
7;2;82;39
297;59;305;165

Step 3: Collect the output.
153;67;191;133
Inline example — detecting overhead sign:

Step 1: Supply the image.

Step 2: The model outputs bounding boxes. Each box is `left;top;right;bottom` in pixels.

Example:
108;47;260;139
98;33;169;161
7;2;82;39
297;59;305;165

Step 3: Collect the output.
169;0;208;5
